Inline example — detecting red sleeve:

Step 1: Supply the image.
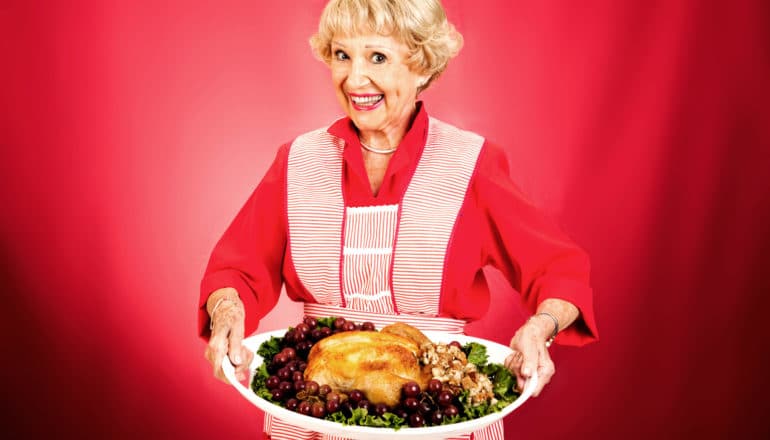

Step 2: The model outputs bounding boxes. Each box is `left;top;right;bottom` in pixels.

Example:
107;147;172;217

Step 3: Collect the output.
197;143;290;340
476;142;599;346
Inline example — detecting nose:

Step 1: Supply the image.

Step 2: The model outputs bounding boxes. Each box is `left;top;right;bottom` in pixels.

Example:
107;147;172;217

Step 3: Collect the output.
346;57;370;88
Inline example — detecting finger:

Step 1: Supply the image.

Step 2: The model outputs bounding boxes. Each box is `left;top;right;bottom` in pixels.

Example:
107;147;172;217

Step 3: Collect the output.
227;315;246;367
518;338;539;380
532;346;555;397
207;318;233;383
235;346;254;382
504;351;526;392
226;312;249;381
503;352;516;371
206;333;230;384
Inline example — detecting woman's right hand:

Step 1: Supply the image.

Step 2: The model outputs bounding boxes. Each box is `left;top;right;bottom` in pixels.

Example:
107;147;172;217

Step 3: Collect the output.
204;288;253;383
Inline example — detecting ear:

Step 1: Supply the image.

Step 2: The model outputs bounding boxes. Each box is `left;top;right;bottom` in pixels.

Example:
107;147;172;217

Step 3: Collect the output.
416;73;431;89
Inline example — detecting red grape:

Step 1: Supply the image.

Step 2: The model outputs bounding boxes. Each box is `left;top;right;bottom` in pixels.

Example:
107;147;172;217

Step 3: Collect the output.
361;321;376;331
348;389;364;404
298;400;312;415
319;384;332;397
357;399;372;413
270;388;283;400
374;403;389;416
427;379;442;394
325;399;340;413
292;371;303;382
273;353;288;365
285;398;299;411
408;413;425;427
310;328;323;341
293;380;306;392
342;321;357;332
278;381;293;394
320;327;332;338
418;400;433;415
281;347;297;361
443;404;459;418
303;316;318;329
333;317;346;330
305;380;319;396
277;367;292;381
311;402;327;418
325;391;341;403
431;410;444;425
296;341;312;357
448;341;462;349
393;408;409;419
403;397;419;412
437;390;454;407
402;381;420;398
265;376;280;390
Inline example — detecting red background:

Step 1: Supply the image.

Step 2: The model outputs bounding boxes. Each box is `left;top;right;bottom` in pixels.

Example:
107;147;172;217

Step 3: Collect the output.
2;1;768;438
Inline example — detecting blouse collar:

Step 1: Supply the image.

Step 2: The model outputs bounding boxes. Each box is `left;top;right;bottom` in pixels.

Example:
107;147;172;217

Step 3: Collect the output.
327;101;429;164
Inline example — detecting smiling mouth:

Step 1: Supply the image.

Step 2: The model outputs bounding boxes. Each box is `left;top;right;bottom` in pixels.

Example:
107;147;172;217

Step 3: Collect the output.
350;94;384;110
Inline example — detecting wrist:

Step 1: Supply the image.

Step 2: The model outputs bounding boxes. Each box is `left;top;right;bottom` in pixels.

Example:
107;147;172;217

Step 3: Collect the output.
528;312;559;347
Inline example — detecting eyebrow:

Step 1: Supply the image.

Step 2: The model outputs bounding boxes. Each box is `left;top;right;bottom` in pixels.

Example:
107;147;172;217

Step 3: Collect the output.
331;41;392;51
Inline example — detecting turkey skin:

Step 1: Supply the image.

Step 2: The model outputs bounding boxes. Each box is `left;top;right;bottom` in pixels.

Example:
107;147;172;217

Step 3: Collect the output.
303;323;431;407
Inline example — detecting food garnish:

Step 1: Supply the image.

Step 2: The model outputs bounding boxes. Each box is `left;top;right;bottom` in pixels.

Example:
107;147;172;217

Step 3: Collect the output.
251;316;520;429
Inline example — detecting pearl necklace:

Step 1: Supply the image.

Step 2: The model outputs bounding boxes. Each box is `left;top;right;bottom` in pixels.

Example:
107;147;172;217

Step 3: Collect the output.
359;139;398;154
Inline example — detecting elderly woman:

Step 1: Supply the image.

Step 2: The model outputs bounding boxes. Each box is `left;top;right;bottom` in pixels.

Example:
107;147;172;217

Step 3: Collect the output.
199;0;598;439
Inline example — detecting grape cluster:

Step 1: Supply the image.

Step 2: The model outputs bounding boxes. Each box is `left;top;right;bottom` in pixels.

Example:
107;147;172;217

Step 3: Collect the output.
391;379;461;427
262;316;377;419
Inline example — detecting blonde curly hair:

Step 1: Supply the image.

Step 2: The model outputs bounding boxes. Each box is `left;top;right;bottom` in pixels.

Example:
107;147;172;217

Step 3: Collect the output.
309;0;463;92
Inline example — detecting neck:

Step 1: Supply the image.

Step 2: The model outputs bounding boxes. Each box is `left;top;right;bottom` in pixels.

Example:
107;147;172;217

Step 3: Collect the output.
357;102;419;152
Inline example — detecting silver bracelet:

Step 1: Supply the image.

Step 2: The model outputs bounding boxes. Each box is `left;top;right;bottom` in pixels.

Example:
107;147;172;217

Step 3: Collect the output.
535;312;559;347
209;296;238;330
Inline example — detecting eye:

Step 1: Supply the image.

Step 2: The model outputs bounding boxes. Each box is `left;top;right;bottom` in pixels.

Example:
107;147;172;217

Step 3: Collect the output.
371;52;387;64
333;49;349;61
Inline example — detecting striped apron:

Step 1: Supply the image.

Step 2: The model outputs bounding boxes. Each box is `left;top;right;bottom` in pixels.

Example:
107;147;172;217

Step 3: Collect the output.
265;118;502;440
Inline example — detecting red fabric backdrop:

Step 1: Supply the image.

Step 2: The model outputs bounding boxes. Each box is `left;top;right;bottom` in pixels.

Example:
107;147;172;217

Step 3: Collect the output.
2;1;768;438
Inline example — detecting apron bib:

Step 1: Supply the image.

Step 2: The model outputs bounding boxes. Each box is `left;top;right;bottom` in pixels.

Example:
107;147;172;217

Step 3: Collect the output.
267;118;501;440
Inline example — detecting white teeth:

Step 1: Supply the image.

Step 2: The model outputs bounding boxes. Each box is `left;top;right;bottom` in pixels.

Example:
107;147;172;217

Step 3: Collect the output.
351;95;383;106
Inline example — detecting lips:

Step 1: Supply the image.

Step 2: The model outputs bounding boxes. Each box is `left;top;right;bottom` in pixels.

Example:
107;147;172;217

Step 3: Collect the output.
349;93;384;111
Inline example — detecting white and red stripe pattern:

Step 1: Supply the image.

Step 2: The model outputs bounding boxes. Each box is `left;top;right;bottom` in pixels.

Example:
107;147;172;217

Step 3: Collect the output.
286;128;346;307
276;118;500;440
341;204;398;313
391;118;484;315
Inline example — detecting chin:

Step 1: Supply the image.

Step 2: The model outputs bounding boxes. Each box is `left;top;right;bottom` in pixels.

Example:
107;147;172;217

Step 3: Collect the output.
350;114;383;132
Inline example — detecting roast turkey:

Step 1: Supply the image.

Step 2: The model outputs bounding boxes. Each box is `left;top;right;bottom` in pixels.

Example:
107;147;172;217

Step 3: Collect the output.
303;323;431;407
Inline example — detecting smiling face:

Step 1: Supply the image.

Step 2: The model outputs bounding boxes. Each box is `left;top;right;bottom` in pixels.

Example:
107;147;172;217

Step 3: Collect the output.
330;33;430;145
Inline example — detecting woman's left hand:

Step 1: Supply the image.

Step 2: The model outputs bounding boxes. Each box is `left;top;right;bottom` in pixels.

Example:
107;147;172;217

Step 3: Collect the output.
504;316;556;397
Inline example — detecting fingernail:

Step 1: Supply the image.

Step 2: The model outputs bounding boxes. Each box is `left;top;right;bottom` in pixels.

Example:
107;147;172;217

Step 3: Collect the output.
234;355;242;365
522;367;531;376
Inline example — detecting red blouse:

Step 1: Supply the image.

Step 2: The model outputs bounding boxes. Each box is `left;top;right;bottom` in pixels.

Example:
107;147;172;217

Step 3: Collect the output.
198;103;598;346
